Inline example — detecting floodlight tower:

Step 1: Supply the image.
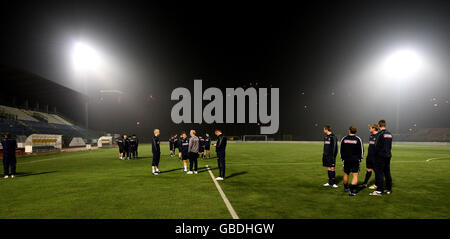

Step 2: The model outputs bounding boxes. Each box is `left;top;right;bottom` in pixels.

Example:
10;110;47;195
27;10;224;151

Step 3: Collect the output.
71;42;101;130
382;49;423;134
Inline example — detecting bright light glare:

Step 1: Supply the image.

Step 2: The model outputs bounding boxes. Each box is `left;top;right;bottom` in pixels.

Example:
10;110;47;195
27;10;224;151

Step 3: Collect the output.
72;42;101;72
382;49;423;79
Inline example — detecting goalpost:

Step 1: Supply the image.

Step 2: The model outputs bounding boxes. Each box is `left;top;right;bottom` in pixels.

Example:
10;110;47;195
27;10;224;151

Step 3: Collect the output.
242;135;268;142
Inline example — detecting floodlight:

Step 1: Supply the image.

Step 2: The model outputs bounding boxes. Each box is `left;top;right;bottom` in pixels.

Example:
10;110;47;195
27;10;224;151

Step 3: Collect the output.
382;49;423;79
72;42;100;72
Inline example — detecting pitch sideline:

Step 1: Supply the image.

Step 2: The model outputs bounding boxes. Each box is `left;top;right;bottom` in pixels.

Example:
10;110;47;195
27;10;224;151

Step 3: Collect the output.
18;157;62;165
425;156;450;162
206;165;239;219
227;160;440;167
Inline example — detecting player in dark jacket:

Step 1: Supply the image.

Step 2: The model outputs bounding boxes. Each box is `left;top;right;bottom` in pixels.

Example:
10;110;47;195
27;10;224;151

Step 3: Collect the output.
123;135;130;160
177;134;183;160
204;133;211;158
322;125;339;188
362;124;378;187
173;134;179;159
199;136;205;160
370;120;393;196
213;129;227;180
1;133;17;179
340;126;363;196
117;136;125;160
129;135;138;160
134;135;139;158
152;129;161;175
180;132;189;172
169;135;175;157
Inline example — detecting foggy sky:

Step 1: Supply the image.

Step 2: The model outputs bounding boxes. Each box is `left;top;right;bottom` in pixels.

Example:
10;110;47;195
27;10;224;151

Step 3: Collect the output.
1;0;449;140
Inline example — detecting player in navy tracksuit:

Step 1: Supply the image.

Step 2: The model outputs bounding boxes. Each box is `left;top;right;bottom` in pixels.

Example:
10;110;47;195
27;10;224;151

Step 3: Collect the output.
177;134;183;160
169;135;176;157
180;132;189;172
152;129;161;175
214;129;227;180
117;136;125;160
199;136;205;160
204;133;211;159
340;126;363;196
123;135;130;160
362;124;378;187
129;135;138;160
322;125;338;188
173;134;179;159
1;133;17;179
134;135;139;158
370;120;393;196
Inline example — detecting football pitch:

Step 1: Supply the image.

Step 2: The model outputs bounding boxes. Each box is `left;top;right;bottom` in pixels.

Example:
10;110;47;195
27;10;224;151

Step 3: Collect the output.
1;143;449;219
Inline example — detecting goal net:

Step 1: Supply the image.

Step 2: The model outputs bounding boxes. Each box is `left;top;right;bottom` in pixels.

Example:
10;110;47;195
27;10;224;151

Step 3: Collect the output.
242;135;268;141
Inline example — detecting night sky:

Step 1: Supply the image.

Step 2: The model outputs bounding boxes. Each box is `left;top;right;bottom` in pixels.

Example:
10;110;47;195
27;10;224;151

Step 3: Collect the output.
1;0;449;140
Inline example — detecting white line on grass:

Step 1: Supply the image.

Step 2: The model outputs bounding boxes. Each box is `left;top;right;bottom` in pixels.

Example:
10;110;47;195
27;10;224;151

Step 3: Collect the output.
227;161;431;166
206;165;239;219
426;156;450;162
17;151;96;165
18;158;441;166
17;157;61;165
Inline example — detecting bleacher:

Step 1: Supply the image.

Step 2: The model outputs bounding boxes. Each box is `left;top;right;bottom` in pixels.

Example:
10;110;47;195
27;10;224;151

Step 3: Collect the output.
0;119;33;136
50;114;73;125
26;110;74;125
0;105;38;121
398;128;450;142
0;105;101;146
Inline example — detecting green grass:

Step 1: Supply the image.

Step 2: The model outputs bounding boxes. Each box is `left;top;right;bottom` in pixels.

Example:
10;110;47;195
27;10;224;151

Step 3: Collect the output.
0;143;449;219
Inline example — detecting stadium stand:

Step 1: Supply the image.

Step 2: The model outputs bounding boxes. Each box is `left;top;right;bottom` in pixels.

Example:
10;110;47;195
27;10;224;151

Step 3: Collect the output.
50;114;74;125
0;105;38;121
0;66;105;147
25;110;73;125
0;105;101;147
398;128;450;142
0;119;32;136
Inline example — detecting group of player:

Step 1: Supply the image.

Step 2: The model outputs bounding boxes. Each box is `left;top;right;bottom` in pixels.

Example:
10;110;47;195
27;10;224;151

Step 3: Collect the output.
151;129;227;181
167;131;213;175
117;134;139;160
322;119;393;196
115;128;227;180
169;133;212;160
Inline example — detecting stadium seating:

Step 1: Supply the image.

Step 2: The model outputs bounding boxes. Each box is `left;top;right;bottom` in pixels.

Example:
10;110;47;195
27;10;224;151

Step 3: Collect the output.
0;105;102;147
50;114;73;125
0;119;33;136
25;110;73;125
0;105;38;121
396;128;450;142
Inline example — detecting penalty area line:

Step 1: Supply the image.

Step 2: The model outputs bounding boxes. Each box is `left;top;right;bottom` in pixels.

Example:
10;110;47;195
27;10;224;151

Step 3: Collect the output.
206;165;239;219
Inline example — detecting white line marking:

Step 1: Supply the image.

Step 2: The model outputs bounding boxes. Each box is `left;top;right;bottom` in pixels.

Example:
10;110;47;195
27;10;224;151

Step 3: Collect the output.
228;162;319;166
17;151;95;165
18;157;61;165
426;156;450;162
206;165;239;219
227;161;432;166
18;157;443;166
